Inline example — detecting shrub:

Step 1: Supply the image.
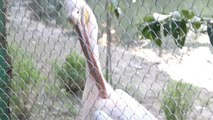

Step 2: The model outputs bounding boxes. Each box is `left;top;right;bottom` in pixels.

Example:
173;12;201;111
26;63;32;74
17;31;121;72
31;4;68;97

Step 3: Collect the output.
54;51;86;95
162;80;196;120
9;46;44;119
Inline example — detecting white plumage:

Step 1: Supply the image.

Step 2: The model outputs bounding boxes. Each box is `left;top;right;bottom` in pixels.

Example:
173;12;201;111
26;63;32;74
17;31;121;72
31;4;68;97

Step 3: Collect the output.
64;0;158;119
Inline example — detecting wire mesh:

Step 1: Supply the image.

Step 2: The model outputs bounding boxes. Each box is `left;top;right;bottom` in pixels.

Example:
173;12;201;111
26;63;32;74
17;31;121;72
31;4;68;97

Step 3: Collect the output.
1;0;213;119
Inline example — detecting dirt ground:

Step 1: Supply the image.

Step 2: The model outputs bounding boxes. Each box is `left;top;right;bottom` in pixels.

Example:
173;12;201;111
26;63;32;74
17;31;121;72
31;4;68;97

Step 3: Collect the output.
6;0;213;120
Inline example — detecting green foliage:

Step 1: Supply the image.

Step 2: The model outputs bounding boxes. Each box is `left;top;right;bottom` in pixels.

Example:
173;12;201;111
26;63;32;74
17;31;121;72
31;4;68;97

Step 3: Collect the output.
137;11;189;48
143;16;155;22
108;0;122;18
207;22;213;46
162;80;196;120
54;51;86;94
171;19;188;48
9;46;44;119
137;9;213;48
192;21;202;30
141;21;162;46
181;10;195;19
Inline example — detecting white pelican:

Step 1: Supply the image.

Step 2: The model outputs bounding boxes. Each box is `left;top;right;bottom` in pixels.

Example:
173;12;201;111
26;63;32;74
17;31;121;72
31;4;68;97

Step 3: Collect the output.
64;0;158;119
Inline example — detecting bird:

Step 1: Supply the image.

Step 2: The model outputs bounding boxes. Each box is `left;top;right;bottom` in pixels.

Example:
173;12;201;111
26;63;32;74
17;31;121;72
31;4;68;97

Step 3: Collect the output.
64;0;158;119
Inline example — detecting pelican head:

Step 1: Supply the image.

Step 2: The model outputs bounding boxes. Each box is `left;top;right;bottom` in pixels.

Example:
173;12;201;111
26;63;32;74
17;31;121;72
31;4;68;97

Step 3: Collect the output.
64;0;108;99
64;0;85;25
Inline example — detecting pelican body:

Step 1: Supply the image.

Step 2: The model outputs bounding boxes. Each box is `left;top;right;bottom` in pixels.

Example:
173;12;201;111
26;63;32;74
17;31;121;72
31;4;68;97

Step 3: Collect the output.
64;0;158;120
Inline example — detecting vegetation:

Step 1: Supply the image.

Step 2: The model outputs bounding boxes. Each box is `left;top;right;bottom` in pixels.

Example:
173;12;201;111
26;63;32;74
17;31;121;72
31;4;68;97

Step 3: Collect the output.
162;80;197;120
9;45;44;119
29;0;213;47
54;51;86;95
136;9;213;48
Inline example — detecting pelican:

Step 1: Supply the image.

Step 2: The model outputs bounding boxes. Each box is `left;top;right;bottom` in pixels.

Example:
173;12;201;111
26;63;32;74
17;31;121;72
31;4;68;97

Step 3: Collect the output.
64;0;158;119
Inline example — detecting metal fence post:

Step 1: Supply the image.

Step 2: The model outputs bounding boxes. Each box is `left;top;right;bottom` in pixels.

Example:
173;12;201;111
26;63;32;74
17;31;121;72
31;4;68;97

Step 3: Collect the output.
105;1;112;84
0;0;11;119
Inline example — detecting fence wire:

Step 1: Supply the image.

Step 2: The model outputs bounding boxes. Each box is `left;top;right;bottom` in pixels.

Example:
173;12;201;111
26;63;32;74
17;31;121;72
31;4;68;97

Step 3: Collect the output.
1;0;213;119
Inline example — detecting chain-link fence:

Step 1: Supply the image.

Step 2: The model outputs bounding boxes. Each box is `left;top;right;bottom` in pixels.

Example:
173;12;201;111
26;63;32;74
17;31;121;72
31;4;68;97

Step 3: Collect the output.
0;0;212;119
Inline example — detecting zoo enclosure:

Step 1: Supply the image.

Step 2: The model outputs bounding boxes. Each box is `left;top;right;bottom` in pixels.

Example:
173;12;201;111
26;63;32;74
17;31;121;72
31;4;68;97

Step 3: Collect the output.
0;0;213;119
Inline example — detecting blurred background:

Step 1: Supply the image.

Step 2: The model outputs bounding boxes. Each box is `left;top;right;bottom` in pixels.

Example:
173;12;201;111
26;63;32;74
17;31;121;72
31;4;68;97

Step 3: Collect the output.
0;0;212;119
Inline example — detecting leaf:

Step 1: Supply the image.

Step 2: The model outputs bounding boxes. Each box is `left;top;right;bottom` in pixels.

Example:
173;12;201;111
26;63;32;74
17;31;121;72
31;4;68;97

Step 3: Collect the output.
108;3;116;13
192;21;201;30
143;16;155;22
141;26;152;40
114;7;122;18
150;22;162;47
171;19;188;48
181;10;195;19
163;22;171;36
141;21;162;47
108;0;121;18
207;22;213;46
153;37;162;47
